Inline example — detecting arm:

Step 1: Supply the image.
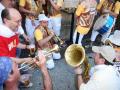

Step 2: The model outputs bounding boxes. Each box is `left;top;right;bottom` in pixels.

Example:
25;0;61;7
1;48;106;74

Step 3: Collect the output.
39;0;46;5
35;50;52;90
37;34;53;47
17;26;30;42
74;67;84;90
17;43;27;49
48;0;62;11
19;0;36;16
10;57;33;64
19;6;36;16
40;64;52;90
102;9;118;18
36;30;54;47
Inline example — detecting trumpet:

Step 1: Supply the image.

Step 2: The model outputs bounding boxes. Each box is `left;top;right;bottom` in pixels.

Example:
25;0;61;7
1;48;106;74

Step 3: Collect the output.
54;34;64;44
19;44;59;71
53;34;66;47
44;27;66;47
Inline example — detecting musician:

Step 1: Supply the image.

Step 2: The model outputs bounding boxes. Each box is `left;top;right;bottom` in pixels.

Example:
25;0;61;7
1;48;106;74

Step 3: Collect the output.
90;0;120;46
19;0;45;44
73;0;97;46
47;0;63;37
0;0;30;58
34;14;55;69
0;57;19;90
0;8;52;90
105;30;120;73
0;53;52;90
105;30;120;57
74;46;120;90
0;0;29;40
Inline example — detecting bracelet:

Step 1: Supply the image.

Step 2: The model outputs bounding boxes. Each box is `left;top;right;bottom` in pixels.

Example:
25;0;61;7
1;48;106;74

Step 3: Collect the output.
75;71;83;75
76;73;82;76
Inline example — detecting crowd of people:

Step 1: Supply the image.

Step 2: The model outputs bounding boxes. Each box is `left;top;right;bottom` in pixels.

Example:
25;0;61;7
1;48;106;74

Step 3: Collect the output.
0;0;120;90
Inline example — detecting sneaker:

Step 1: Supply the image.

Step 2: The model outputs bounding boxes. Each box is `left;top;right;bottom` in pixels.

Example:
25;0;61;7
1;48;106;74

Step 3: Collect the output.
52;52;61;60
46;59;55;69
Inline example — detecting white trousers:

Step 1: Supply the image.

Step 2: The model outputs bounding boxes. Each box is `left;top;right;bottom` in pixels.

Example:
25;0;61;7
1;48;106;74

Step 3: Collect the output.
25;18;39;44
48;16;62;36
73;31;84;46
90;18;116;43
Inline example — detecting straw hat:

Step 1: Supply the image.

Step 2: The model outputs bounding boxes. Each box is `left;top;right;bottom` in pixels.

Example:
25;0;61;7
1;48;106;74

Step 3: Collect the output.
92;46;116;63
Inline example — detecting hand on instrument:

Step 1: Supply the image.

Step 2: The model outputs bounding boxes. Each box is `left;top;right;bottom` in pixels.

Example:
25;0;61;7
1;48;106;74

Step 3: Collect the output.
26;44;35;50
34;50;46;69
49;30;55;37
74;66;83;75
104;39;111;45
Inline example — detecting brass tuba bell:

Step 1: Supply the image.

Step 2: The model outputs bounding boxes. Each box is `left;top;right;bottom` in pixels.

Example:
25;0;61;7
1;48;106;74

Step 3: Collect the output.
64;44;90;82
64;44;85;67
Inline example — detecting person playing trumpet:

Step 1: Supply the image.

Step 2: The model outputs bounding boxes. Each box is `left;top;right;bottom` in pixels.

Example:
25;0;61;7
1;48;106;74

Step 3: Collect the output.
0;52;52;90
19;0;46;44
34;14;56;69
74;45;120;90
0;8;52;90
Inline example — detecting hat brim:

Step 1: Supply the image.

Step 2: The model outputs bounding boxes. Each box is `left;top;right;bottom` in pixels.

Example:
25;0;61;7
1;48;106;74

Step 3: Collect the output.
39;18;49;22
92;46;115;64
109;35;120;46
92;46;101;53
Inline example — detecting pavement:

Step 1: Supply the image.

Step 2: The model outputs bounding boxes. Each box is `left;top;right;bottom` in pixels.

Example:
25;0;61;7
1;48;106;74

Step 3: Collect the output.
19;11;96;90
19;47;94;90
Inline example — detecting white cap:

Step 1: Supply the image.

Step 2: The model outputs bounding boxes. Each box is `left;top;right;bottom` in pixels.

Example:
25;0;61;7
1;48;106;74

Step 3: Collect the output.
108;30;120;46
38;14;49;22
92;46;116;63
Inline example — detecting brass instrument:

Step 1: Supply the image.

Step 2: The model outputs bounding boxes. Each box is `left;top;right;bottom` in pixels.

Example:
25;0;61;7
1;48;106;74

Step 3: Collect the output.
44;27;66;47
64;44;90;82
53;34;65;46
19;44;59;71
104;39;113;47
104;40;120;51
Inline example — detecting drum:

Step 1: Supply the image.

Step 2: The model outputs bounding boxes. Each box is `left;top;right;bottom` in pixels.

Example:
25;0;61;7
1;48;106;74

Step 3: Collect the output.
93;14;114;34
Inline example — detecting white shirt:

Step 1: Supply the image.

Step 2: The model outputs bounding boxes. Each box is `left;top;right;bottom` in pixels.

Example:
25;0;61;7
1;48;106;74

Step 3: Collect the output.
80;65;120;90
0;24;16;38
0;3;24;35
